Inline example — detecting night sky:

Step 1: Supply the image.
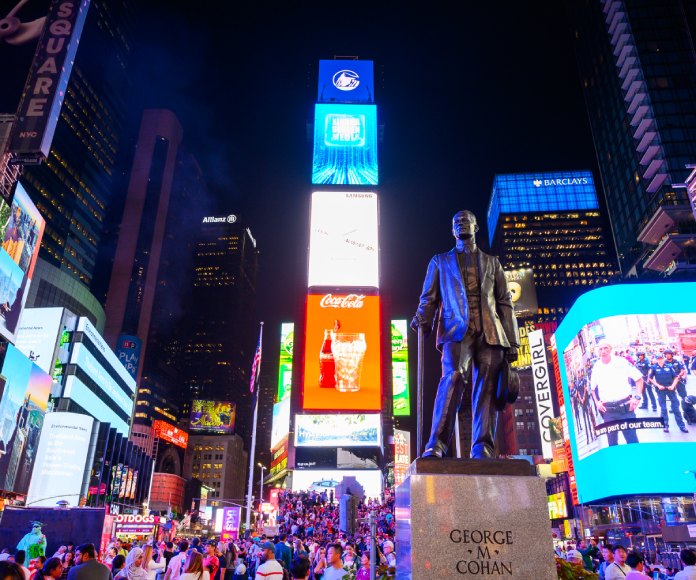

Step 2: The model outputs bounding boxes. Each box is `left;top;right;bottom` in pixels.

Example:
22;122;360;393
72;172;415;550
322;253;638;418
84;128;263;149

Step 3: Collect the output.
133;1;598;430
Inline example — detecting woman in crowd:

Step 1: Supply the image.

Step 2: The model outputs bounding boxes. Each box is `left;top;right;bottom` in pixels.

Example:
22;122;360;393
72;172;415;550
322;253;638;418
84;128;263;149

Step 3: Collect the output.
32;558;60;580
355;551;369;580
59;552;73;580
124;548;147;580
141;546;164;580
180;553;209;580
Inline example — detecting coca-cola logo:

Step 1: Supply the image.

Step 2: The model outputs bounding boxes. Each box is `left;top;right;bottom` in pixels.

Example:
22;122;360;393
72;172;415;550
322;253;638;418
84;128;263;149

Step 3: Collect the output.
319;294;365;308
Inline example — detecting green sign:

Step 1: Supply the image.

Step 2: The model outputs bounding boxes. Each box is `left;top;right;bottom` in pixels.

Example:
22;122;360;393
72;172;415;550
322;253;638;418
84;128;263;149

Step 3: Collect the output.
277;323;294;402
391;320;410;416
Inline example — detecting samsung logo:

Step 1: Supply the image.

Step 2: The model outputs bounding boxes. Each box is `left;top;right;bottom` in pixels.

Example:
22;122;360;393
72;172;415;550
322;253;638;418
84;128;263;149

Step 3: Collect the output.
532;177;589;187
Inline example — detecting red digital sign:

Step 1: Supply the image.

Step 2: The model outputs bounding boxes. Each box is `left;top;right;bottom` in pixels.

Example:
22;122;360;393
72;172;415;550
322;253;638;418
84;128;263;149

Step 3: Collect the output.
152;420;188;449
302;293;382;411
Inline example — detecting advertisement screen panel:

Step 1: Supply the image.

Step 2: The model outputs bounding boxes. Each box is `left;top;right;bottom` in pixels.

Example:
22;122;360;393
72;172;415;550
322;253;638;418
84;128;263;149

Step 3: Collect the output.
555;282;696;502
221;506;241;541
116;334;142;381
15;307;63;375
0;344;52;494
294;414;381;447
63;375;129;435
152;420;188;449
393;429;411;487
0;182;45;342
303;293;382;411
391;320;410;416
528;329;553;460
189;400;236;434
295;447;379;470
308;191;379;288
311;104;378;185
548;492;568;519
291;469;382;500
318;60;374;103
77;318;135;392
505;268;538;319
26;412;93;507
270;398;290;451
277;323;293;402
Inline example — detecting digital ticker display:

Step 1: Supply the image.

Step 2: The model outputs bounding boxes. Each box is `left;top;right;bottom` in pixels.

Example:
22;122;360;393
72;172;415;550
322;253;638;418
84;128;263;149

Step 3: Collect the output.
190;400;236;434
554;282;696;502
311;104;378;185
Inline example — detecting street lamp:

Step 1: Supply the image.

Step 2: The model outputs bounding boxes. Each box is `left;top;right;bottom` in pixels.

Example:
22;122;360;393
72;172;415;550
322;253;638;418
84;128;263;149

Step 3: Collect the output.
258;463;266;507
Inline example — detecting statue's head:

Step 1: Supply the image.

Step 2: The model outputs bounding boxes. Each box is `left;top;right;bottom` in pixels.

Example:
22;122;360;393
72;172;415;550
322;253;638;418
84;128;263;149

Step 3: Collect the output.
452;210;478;241
30;521;43;532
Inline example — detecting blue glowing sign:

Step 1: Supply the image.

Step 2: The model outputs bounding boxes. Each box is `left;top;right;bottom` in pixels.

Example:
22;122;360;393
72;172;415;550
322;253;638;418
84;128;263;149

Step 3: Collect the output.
487;171;599;245
312;104;378;185
554;282;696;503
318;60;374;103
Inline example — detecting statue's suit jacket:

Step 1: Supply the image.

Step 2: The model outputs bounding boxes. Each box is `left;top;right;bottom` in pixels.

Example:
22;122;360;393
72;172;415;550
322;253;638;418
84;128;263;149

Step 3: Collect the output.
415;248;520;350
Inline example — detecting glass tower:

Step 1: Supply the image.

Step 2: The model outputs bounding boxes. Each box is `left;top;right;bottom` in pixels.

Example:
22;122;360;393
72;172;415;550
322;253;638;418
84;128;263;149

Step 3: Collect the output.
570;0;696;277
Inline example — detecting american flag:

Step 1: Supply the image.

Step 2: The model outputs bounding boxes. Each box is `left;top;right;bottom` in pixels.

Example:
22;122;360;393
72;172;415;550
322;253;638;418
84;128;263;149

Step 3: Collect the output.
250;323;263;393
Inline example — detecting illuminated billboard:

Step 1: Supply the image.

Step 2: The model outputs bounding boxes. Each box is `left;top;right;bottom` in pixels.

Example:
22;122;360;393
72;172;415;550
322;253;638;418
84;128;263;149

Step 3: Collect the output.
190;400;236;434
152;420;188;449
0;182;45;342
548;492;568;519
26;412;93;507
277;323;293;402
295;414;381;447
391;320;410;416
302;293;382;411
311;103;378;185
394;429;411;487
116;334;142;381
308;191;379;289
15;307;64;375
504;268;538;319
291;469;382;500
555;282;696;502
0;344;52;494
270;398;290;450
318;60;374;103
221;506;241;541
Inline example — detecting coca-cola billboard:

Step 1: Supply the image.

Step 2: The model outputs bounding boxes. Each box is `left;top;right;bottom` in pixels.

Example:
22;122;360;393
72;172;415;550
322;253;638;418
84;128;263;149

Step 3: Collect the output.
303;293;382;412
308;191;379;289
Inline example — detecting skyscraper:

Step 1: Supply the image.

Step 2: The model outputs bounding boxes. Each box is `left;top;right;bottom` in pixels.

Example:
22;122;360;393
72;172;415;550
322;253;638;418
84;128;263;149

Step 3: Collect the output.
488;171;616;314
181;215;259;446
17;0;137;293
571;0;696;277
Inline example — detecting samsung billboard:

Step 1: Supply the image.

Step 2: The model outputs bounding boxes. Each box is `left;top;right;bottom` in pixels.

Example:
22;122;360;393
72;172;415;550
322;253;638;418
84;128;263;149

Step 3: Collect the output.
308;191;379;289
554;282;696;502
311;103;378;185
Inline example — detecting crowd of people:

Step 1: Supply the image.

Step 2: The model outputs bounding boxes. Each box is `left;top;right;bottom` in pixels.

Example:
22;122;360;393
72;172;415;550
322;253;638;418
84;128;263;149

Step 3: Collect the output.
557;540;696;579
0;489;396;580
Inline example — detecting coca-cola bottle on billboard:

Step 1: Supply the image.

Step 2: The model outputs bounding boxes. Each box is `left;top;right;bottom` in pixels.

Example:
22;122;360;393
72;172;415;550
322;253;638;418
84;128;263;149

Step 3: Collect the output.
319;329;336;388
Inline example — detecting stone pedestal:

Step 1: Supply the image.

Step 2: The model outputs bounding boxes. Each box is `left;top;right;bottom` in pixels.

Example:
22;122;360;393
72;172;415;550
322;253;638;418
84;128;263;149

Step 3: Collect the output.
395;458;556;579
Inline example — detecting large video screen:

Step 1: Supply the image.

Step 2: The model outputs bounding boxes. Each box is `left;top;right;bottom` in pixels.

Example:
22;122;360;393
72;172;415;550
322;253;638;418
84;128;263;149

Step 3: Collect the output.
270;398;290;450
0;344;52;494
308;191;379;288
0;182;45;342
317;60;374;104
311;104;378;185
391;320;410;416
276;323;294;402
294;413;381;447
190;400;236;434
302;293;382;411
555;282;696;502
291;469;382;500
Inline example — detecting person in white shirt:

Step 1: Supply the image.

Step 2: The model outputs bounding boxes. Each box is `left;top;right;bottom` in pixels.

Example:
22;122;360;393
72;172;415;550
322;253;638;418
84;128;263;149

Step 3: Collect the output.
164;541;189;580
590;341;644;446
675;548;696;579
254;542;283;580
624;552;651;579
142;546;165;580
605;546;632;580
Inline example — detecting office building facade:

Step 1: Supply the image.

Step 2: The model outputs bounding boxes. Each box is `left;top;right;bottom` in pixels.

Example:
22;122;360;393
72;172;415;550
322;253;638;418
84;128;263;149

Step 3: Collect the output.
571;0;696;277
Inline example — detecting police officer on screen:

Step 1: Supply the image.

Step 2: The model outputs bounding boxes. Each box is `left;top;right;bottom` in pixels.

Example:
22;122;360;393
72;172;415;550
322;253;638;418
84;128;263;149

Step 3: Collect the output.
635;351;657;412
648;352;689;434
664;349;688;401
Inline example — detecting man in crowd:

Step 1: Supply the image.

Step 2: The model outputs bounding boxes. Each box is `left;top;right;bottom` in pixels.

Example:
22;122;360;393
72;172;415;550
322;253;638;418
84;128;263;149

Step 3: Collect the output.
67;544;112;580
599;545;615;580
624;552;651;579
648;353;689;433
274;535;291;574
590;341;644;445
203;541;219;580
636;352;658;412
319;544;346;580
675;548;696;579
605;545;631;580
164;541;189;580
254;542;283;580
664;349;688;401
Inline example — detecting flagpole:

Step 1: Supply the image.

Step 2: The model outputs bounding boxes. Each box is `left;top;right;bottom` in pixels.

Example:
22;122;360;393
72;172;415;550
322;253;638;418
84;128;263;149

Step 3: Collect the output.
245;322;263;534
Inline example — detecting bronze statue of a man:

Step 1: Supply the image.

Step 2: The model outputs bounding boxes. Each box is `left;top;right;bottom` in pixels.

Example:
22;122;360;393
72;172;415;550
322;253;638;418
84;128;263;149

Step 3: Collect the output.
411;210;520;459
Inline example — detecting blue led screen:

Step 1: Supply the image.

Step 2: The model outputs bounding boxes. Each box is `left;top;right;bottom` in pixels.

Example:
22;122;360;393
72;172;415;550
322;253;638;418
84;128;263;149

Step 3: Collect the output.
487;171;599;245
554;282;696;503
312;104;378;185
318;60;374;103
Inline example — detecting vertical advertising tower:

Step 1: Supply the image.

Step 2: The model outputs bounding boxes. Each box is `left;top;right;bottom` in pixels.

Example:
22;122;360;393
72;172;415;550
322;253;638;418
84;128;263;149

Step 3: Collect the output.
285;60;384;498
